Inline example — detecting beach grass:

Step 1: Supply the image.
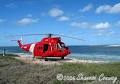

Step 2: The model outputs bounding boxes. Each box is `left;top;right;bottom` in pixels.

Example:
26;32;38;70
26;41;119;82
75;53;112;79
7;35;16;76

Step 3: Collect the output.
0;54;120;84
54;62;120;84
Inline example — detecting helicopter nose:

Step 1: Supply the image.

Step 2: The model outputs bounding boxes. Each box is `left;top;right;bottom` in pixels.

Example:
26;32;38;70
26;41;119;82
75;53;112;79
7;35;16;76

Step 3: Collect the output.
63;48;71;55
67;49;71;54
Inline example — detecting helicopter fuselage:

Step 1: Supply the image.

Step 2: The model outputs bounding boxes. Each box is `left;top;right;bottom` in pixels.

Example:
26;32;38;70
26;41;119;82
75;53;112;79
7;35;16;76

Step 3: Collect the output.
17;37;70;58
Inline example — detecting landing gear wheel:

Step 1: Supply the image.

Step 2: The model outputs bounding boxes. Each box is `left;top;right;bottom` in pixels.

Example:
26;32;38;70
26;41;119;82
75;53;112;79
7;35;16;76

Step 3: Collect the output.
61;57;64;60
32;56;36;61
45;58;48;61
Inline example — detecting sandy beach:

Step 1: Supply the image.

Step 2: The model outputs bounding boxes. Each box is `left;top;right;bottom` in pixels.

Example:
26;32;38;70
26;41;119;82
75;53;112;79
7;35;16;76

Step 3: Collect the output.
14;53;109;65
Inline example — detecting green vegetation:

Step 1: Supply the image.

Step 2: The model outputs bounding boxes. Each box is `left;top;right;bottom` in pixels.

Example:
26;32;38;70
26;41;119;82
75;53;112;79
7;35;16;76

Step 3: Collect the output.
55;63;120;84
0;54;120;84
0;54;24;66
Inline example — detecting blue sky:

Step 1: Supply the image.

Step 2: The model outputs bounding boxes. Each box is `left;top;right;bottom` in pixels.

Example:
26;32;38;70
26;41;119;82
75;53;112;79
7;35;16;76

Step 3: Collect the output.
0;0;120;46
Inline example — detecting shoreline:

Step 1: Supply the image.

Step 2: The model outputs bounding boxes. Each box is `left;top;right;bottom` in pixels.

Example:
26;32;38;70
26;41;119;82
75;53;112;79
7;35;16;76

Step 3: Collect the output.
0;51;120;62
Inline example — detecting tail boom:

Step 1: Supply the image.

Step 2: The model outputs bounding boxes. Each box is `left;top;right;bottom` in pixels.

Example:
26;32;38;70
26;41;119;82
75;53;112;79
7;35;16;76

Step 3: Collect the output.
17;40;31;52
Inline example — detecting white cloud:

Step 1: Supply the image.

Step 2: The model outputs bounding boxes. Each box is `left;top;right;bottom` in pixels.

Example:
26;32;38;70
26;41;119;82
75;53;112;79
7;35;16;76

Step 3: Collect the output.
5;3;17;8
58;16;69;21
0;19;6;23
110;3;120;13
48;8;64;17
116;20;120;27
81;4;92;12
96;5;111;13
71;22;89;28
48;8;70;22
93;22;110;29
96;3;120;14
71;22;110;29
26;14;33;17
17;17;39;25
97;30;114;36
117;20;120;26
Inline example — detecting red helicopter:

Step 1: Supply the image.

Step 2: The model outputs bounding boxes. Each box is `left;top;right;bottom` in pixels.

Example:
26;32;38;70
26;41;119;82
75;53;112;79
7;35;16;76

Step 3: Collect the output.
10;33;82;60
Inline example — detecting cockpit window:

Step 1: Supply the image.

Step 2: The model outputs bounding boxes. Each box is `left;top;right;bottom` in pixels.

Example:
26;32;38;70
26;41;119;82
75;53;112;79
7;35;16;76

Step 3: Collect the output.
60;44;65;47
57;43;65;49
57;43;62;49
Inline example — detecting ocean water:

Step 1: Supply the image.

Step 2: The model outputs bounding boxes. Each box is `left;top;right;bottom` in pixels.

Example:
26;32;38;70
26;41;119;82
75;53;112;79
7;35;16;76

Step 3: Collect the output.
68;45;120;62
0;46;120;62
0;46;26;53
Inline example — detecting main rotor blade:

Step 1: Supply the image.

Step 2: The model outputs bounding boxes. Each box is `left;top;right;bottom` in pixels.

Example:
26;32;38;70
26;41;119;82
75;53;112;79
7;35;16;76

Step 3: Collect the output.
6;34;47;37
54;34;85;41
6;33;85;41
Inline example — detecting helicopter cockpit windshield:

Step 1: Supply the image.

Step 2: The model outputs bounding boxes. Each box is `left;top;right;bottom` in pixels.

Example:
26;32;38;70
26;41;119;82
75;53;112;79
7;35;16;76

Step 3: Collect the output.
57;43;65;49
60;43;65;48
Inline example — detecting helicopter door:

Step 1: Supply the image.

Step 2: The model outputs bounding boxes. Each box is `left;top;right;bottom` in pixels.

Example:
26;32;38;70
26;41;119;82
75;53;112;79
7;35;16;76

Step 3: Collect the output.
43;44;48;52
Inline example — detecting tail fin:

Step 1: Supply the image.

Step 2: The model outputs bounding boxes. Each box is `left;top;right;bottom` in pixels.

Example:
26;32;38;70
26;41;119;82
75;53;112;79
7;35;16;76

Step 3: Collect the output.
17;40;22;47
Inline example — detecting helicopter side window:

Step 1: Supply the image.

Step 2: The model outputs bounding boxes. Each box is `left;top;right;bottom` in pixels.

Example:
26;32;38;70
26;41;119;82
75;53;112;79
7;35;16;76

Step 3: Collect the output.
37;46;42;50
43;44;48;52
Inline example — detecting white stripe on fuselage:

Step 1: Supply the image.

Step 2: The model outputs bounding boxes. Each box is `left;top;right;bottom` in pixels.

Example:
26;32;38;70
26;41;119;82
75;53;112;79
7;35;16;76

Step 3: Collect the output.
29;44;35;53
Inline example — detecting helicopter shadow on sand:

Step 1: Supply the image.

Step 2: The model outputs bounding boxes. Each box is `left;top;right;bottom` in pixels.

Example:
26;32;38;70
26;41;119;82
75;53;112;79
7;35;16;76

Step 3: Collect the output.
37;57;72;61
